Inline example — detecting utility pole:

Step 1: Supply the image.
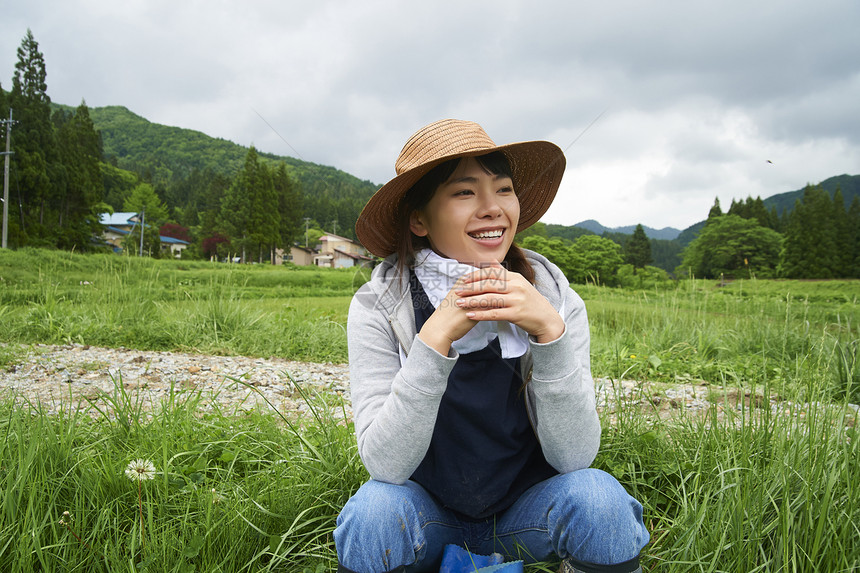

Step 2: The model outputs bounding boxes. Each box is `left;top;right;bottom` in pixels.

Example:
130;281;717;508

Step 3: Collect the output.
303;217;311;247
1;109;18;249
139;207;145;256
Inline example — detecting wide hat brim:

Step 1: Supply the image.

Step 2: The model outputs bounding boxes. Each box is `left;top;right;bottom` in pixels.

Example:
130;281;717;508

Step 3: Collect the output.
356;120;566;258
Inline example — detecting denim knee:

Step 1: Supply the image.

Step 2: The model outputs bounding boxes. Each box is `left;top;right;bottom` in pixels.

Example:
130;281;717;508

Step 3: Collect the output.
551;469;649;564
337;480;416;532
335;480;429;572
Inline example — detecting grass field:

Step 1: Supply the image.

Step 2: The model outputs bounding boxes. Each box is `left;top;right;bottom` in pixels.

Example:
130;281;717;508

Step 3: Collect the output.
0;248;858;572
0;248;363;362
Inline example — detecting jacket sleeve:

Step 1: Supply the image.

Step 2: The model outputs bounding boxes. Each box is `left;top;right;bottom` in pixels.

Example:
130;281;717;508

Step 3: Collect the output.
526;286;601;473
346;286;456;484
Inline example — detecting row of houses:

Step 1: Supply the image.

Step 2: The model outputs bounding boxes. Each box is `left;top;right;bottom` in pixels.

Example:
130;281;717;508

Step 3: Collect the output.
287;234;372;268
100;212;191;258
100;212;373;268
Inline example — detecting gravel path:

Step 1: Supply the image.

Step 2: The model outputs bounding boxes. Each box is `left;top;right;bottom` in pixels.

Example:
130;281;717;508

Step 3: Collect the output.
1;343;855;429
0;343;352;420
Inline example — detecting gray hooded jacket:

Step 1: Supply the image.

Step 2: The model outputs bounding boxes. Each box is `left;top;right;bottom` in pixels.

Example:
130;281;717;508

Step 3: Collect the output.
347;249;600;484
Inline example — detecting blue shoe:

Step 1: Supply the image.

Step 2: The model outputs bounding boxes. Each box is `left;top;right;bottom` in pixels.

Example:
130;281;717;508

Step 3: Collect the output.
439;544;504;572
474;562;523;573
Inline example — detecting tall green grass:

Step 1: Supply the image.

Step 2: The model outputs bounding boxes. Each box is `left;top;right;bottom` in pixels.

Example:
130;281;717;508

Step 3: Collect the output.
0;248;367;362
1;379;365;572
1;249;859;571
595;376;859;572
2;373;856;571
582;279;859;403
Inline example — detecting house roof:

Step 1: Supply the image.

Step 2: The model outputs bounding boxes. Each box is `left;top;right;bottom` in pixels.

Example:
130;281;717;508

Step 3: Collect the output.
319;233;355;243
103;223;189;245
160;235;190;245
333;247;372;261
100;212;139;226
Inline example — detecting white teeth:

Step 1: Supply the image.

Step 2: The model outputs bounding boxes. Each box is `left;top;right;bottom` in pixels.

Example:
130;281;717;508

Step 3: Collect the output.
469;229;503;239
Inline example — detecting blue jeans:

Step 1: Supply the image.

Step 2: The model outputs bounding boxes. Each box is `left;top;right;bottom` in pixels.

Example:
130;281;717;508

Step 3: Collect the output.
334;469;649;573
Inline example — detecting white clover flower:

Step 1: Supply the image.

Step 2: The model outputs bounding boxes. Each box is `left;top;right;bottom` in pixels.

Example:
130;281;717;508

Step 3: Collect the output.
125;459;156;482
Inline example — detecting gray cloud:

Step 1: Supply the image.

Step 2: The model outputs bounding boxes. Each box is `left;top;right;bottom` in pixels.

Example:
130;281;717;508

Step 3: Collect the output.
2;0;858;230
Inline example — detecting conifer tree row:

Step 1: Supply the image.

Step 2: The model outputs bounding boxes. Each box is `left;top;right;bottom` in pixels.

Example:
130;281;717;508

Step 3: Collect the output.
680;184;860;279
215;146;302;263
1;29;306;258
780;185;859;279
1;30;106;250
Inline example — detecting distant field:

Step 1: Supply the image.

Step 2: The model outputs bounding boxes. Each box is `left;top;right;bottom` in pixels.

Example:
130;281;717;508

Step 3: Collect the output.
0;248;365;362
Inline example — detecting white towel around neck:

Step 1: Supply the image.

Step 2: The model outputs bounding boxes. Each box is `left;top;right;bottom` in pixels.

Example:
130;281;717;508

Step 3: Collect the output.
412;249;529;359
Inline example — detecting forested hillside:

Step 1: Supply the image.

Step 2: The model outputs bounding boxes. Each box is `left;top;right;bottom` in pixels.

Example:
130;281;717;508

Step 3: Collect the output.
764;174;860;216
87;105;378;242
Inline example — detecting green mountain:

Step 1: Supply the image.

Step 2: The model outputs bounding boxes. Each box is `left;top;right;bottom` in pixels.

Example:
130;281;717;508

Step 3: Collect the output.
58;104;379;240
676;220;706;247
89;106;374;183
672;174;860;247
573;219;681;240
763;174;860;216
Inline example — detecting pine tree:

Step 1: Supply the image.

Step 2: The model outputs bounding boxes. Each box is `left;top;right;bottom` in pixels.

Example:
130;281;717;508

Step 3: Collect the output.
727;196;773;230
707;197;722;220
624;224;652;272
0;80;6;118
780;185;839;278
123;183;169;224
219;151;254;261
831;188;851;277
166;168;206;227
53;101;105;249
10;29;58;241
247;161;279;263
728;199;744;218
848;196;860;278
747;197;769;228
219;147;280;262
273;163;302;249
768;206;782;233
198;172;231;242
781;199;806;277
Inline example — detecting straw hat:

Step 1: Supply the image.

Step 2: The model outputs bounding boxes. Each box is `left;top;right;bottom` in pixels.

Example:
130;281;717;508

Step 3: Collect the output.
355;119;566;258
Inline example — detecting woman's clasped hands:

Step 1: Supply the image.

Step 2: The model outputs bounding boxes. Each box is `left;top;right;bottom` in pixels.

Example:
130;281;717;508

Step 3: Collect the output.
419;262;565;355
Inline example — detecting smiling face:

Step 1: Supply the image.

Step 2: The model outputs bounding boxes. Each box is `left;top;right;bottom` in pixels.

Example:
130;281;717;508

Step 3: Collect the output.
409;156;520;266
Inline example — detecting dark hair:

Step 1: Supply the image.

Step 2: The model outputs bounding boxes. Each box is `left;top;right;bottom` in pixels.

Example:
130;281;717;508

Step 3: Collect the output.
395;151;536;283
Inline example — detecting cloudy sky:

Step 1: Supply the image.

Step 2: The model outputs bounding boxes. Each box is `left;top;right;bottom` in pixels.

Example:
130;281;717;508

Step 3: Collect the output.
2;0;859;231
